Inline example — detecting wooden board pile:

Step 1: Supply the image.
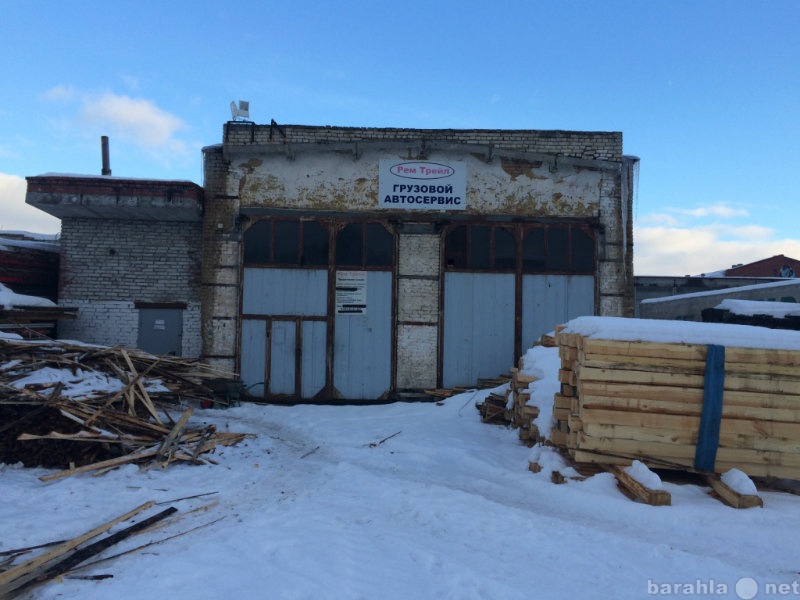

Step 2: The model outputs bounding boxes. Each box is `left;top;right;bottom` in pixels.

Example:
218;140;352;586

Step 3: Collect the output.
0;337;249;477
553;329;800;480
507;366;540;443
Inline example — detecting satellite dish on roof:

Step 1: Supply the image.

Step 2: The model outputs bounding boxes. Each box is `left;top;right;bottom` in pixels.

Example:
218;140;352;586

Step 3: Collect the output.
230;100;250;121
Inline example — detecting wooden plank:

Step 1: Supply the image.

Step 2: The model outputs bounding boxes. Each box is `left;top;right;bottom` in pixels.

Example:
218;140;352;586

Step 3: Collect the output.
581;422;800;454
567;413;583;432
578;381;800;411
553;394;573;410
724;374;800;395
549;429;568;447
119;349;164;425
554;331;583;348
559;345;579;362
579;393;800;423
38;449;160;482
578;366;800;395
558;368;576;386
579;408;800;439
576;366;704;388
156;407;194;460
552;406;571;421
581;338;708;361
607;465;671;506
579;353;800;379
704;474;763;509
0;501;154;594
580;338;800;367
579;355;707;375
576;433;800;469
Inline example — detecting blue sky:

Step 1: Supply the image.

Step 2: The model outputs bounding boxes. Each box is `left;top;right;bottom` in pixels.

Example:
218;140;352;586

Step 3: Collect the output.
1;0;798;276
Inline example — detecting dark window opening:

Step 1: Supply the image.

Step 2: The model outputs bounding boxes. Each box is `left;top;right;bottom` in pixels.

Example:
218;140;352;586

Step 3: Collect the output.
470;226;491;270
522;229;545;272
545;227;569;272
336;223;363;267
302;221;329;266
243;220;271;264
365;223;393;267
494;227;517;270
444;226;467;269
274;220;300;265
572;228;595;272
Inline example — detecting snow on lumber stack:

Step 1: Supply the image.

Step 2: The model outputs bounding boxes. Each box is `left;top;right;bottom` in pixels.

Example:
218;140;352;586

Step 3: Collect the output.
552;316;800;480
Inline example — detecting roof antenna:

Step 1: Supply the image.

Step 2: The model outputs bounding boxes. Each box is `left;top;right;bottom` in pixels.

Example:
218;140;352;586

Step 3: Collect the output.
101;136;111;176
230;100;250;121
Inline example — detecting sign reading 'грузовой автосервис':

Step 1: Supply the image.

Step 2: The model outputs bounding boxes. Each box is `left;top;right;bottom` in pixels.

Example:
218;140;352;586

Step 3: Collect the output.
378;159;466;210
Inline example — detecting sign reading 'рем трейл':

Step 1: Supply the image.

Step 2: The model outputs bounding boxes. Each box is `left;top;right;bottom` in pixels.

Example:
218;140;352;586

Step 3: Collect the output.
378;160;466;210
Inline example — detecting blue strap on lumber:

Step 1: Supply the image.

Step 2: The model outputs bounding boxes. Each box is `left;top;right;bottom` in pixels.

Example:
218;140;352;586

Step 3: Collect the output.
695;344;725;471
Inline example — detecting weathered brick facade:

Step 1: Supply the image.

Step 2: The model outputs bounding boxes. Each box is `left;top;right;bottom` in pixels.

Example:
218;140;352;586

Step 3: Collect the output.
203;123;637;397
25;123;636;400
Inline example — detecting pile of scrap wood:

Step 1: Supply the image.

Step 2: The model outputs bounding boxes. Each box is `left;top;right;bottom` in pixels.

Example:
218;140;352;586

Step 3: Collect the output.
0;499;219;597
0;337;249;477
553;323;800;480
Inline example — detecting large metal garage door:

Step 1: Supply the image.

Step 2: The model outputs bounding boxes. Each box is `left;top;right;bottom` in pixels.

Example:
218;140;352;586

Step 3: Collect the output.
239;218;394;402
442;272;515;388
441;223;596;389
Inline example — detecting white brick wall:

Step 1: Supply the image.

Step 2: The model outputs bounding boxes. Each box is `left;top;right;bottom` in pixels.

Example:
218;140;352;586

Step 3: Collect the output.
396;325;438;389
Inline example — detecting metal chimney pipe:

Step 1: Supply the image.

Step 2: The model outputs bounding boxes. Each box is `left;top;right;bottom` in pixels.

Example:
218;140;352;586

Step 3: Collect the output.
101;136;111;176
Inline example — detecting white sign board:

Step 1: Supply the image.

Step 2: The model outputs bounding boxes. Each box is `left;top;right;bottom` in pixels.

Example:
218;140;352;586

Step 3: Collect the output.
379;159;466;210
336;270;367;315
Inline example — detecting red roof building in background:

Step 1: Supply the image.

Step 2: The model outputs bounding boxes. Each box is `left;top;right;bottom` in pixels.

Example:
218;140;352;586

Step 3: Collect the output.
724;254;800;278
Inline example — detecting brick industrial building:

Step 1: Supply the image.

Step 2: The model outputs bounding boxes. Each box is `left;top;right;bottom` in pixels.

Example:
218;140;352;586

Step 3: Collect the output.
27;123;638;402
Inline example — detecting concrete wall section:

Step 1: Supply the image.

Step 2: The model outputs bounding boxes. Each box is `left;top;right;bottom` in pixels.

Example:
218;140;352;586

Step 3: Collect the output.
226;145;609;219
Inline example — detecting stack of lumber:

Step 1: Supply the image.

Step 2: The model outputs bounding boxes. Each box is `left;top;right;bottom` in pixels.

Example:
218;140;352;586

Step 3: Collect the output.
477;391;510;424
553;329;800;480
0;337;249;476
508;366;540;443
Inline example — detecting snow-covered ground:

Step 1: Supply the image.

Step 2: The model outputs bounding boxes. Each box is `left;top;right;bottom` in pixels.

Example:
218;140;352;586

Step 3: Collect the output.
3;384;800;598
4;318;800;599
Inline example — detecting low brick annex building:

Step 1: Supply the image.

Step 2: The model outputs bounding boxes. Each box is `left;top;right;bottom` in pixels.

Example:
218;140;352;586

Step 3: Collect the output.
27;122;638;402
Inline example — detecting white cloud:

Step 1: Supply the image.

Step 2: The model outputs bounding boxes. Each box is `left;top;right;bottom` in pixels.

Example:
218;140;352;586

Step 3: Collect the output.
42;84;77;103
636;212;680;227
0;174;60;234
674;202;749;219
79;93;188;152
41;87;190;158
634;223;800;276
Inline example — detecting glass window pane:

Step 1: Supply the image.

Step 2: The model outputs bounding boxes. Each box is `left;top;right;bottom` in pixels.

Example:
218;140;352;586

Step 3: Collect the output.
243;220;270;264
444;226;467;269
274;220;300;265
336;223;363;267
470;225;491;270
546;227;569;271
572;227;595;272
365;223;393;267
522;229;545;272
302;221;329;266
494;227;517;270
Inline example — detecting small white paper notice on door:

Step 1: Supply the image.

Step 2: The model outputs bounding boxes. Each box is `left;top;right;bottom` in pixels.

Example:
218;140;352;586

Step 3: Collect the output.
336;271;367;315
